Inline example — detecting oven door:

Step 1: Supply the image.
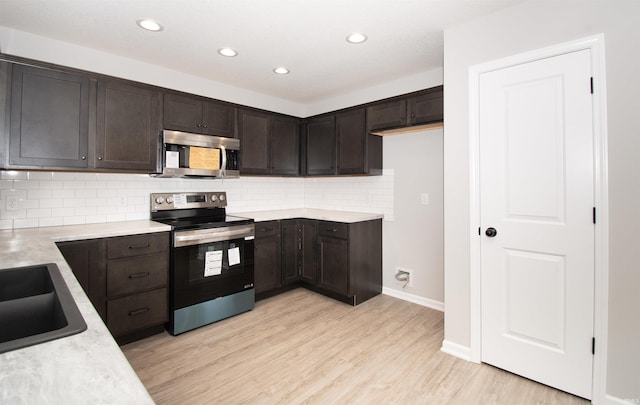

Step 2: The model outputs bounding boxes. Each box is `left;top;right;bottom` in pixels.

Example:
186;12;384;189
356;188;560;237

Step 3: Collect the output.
171;224;254;310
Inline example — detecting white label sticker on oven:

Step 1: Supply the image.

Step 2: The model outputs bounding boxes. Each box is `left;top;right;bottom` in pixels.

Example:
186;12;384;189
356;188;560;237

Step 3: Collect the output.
173;194;187;208
228;247;241;266
204;250;223;277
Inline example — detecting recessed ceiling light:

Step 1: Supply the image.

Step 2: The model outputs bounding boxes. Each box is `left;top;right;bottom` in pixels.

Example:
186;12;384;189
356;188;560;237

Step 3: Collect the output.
218;48;238;57
273;67;290;75
136;19;163;32
346;33;367;44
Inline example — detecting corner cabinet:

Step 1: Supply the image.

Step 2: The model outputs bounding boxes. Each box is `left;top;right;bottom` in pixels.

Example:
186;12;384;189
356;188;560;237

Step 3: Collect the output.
57;232;169;344
238;109;300;175
282;219;317;286
8;64;90;168
95;79;161;171
254;217;382;306
304;115;336;175
163;93;236;137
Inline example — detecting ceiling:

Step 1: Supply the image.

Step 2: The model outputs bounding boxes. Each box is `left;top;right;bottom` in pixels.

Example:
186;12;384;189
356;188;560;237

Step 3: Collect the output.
0;0;521;104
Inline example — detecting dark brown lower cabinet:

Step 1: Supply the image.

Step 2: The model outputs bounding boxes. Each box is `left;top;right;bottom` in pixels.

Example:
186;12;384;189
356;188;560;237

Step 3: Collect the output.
56;239;107;321
254;221;282;295
317;231;349;297
314;219;382;305
282;219;317;286
256;218;381;306
57;232;169;344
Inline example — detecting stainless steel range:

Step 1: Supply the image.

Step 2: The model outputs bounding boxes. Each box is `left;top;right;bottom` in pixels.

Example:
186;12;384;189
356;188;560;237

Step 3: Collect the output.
150;192;254;335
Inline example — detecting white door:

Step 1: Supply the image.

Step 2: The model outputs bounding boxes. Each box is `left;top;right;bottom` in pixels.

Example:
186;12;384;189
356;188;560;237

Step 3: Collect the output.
479;49;594;399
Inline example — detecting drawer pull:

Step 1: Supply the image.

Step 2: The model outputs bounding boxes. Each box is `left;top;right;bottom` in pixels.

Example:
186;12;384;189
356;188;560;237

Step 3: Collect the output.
128;271;150;279
128;307;150;316
259;228;272;232
331;229;338;232
128;243;150;249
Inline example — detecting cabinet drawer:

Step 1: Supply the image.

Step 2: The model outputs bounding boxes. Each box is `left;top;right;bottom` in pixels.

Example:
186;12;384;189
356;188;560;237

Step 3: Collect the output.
317;221;348;239
107;288;167;337
107;232;169;259
107;253;168;297
254;221;280;237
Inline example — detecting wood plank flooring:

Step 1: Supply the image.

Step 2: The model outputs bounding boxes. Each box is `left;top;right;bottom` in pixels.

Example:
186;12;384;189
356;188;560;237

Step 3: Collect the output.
122;289;589;404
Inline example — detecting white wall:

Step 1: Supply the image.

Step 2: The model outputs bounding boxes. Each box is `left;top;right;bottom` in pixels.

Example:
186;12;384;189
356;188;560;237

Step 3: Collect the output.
443;0;640;401
381;130;444;309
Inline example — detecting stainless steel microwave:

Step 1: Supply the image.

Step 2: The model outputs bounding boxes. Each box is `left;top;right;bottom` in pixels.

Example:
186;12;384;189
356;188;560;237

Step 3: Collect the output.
152;130;239;178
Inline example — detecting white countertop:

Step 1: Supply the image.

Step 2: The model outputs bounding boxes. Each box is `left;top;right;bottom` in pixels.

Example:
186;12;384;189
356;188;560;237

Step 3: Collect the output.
233;208;384;223
0;220;170;405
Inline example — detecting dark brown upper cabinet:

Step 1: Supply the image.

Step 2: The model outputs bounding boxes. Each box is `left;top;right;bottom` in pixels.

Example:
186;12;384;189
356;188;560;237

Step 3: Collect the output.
5;63;161;173
8;64;90;168
305;115;336;176
96;79;161;172
238;109;300;175
367;86;443;132
305;108;381;176
163;93;235;137
337;108;368;175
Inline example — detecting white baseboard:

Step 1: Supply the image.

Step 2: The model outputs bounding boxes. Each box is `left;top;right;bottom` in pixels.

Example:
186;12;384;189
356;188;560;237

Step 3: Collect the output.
440;340;472;362
604;395;638;405
381;287;444;312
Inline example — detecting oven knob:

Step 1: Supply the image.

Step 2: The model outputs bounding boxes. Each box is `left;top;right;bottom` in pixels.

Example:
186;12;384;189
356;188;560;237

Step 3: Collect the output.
155;196;165;204
219;194;225;202
166;196;173;204
210;194;217;202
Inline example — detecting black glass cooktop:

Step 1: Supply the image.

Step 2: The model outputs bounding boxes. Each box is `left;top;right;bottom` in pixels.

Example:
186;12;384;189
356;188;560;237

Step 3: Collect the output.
151;208;253;230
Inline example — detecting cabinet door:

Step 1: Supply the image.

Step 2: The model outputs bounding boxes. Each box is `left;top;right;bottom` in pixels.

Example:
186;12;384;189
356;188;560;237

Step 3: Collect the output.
408;86;443;125
301;219;317;284
163;93;203;133
305;115;335;175
239;109;270;174
9;64;90;168
317;235;349;296
270;116;300;175
281;219;300;285
202;100;235;137
254;221;281;294
366;99;407;132
56;239;107;321
336;108;366;175
96;80;161;171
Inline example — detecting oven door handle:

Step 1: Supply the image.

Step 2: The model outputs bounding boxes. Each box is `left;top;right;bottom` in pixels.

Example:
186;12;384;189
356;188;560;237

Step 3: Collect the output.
174;224;255;247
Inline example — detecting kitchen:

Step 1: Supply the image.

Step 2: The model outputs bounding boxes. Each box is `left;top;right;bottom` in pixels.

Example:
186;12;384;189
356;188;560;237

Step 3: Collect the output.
1;1;639;404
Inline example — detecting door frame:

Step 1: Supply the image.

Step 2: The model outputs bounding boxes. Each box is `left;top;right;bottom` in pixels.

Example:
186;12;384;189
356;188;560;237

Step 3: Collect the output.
468;34;609;402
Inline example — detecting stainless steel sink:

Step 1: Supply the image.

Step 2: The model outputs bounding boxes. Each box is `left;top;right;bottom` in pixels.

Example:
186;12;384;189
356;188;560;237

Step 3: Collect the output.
0;263;87;354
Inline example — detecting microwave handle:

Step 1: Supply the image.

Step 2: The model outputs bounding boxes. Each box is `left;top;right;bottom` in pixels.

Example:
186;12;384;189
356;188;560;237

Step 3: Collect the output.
220;145;227;176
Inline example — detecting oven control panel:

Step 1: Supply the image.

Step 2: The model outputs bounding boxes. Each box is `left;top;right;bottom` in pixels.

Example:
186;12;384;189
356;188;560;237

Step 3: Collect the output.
151;192;227;211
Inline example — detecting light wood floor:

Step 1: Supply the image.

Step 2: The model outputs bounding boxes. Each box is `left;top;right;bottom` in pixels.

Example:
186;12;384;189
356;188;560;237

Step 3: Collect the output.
122;289;589;405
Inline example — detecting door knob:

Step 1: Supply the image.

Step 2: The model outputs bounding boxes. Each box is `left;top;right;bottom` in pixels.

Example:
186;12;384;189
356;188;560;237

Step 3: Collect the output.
485;227;497;237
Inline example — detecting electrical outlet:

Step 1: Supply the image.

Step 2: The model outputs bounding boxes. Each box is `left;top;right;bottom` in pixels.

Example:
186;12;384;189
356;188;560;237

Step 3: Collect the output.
421;193;429;205
6;196;19;211
118;196;127;207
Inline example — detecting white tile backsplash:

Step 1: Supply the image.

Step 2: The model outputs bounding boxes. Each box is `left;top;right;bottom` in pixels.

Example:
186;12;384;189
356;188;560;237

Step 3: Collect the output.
0;170;394;229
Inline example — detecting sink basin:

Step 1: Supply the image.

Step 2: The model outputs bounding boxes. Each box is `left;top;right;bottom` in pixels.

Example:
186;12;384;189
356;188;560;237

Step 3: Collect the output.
0;263;87;354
